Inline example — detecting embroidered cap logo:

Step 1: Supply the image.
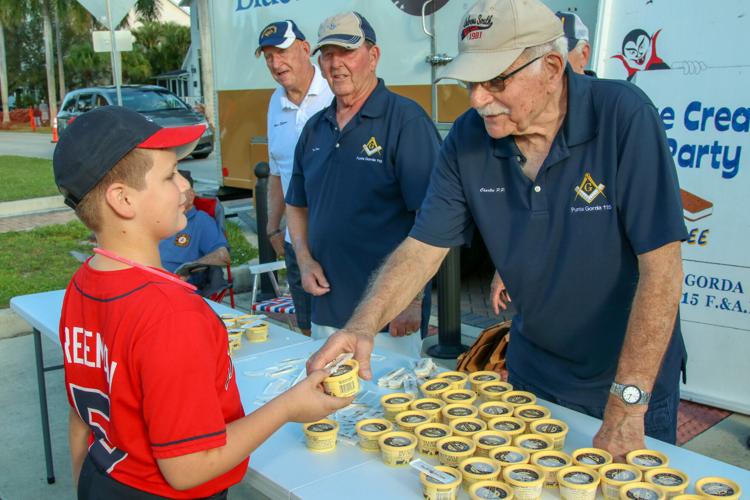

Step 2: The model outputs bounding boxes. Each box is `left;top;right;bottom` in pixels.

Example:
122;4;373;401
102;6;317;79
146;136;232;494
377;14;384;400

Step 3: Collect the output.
462;14;494;41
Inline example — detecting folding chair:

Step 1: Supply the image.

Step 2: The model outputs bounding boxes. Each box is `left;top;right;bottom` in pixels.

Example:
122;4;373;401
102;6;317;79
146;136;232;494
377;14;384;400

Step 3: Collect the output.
248;260;297;330
193;196;235;308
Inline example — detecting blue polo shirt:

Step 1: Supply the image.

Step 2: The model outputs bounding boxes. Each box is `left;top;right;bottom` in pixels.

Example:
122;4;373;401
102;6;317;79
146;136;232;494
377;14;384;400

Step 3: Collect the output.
160;208;228;277
286;79;441;329
410;67;688;406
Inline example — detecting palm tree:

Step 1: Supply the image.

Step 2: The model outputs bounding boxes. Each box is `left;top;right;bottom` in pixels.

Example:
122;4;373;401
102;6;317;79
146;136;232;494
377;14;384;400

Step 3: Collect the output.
0;0;27;124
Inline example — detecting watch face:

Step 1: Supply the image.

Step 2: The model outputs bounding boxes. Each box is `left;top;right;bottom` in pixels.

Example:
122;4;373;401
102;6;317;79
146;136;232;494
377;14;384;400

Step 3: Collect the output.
622;385;642;404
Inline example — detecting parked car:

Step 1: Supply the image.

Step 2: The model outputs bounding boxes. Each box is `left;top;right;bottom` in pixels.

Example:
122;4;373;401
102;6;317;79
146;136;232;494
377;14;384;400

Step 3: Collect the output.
57;85;213;159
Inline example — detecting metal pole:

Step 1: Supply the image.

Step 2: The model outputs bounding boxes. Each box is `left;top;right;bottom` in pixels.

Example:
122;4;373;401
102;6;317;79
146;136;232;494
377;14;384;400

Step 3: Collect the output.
427;248;467;359
253;162;276;299
33;328;55;484
105;0;122;106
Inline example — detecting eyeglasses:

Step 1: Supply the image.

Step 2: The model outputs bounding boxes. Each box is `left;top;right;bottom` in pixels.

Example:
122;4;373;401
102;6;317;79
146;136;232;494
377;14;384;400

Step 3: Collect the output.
461;55;544;93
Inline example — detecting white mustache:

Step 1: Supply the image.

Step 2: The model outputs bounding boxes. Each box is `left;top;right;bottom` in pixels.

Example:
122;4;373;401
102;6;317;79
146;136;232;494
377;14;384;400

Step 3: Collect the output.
477;104;511;117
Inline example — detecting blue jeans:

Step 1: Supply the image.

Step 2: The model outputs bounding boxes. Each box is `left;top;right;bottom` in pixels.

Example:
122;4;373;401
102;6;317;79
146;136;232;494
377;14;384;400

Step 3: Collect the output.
508;371;679;444
284;242;311;330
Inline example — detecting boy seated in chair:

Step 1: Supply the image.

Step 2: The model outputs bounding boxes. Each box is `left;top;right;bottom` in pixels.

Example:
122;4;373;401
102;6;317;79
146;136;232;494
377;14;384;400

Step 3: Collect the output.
159;170;230;297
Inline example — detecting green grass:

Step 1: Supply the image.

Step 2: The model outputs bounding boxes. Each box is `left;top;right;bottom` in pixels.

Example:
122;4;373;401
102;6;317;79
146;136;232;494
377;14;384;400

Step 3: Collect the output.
226;221;258;265
0;156;59;202
0;220;91;308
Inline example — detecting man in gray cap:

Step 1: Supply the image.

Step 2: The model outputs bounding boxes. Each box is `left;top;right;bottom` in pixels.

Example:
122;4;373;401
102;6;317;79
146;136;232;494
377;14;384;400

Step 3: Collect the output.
285;12;441;357
308;0;687;460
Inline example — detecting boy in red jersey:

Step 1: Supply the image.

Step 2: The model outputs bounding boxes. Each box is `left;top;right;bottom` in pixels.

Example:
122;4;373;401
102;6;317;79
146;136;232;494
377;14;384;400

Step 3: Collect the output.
53;106;351;499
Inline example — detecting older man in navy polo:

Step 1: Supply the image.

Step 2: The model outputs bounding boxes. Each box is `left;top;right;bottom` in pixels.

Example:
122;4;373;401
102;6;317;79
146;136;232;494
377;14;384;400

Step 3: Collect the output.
308;0;687;461
285;12;441;357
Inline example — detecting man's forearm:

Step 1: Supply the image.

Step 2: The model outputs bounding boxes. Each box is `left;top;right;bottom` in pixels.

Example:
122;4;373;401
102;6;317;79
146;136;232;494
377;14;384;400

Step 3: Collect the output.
286;205;312;261
615;242;683;392
266;175;285;233
346;237;448;336
194;247;230;267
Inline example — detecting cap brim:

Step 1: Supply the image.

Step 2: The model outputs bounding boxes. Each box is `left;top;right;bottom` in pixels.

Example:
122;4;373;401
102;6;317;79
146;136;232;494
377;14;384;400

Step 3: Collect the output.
434;48;524;83
312;34;363;55
138;124;206;160
254;36;295;58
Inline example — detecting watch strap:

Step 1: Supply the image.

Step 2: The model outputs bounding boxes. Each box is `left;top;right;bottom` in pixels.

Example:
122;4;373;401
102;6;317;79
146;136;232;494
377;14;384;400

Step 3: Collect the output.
610;382;651;405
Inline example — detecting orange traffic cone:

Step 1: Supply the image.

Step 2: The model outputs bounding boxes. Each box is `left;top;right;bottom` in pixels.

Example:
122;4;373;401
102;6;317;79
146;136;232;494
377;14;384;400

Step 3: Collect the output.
51;117;59;143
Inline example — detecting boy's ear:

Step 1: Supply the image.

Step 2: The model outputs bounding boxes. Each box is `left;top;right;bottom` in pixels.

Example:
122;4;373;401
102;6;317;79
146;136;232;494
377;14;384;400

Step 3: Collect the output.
104;182;137;219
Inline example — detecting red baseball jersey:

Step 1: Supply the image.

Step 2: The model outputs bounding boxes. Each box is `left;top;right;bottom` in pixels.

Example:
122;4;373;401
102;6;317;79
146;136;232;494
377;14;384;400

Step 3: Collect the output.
59;260;248;498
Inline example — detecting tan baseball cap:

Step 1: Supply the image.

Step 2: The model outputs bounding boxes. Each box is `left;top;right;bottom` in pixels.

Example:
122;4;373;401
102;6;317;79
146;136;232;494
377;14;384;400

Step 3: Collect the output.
313;11;377;55
436;0;563;83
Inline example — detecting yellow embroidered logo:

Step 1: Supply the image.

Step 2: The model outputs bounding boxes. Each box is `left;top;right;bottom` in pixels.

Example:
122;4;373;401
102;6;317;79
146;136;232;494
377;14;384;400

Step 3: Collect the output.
261;25;277;38
362;136;383;157
175;233;191;247
574;173;606;204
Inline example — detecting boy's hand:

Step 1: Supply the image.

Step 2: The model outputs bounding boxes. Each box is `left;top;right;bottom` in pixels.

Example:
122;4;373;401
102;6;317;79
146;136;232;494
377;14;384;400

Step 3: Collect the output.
280;369;353;423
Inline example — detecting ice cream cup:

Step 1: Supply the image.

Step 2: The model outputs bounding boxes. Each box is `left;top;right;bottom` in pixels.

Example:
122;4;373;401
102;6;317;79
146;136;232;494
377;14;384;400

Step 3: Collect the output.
514;433;554;453
460;456;502;491
227;329;243;355
322;358;359;397
437;370;469;390
500;390;537;407
415;422;452;456
442;389;478;406
644;468;689;498
303;419;338;452
220;313;237;327
355;418;392;452
478;381;514;402
421;378;453;399
420;465;462;500
437;435;476;468
479;401;515;422
502;463;545;500
672;496;704;500
410;397;445;423
473;430;512;457
450;417;487;438
489;445;531;468
557;466;601;500
530;418;569;450
599;463;642;499
530;450;572;488
620;481;666;500
572;447;613;471
469;371;502;392
514;405;551;424
626;449;670;472
469;480;515;500
395;410;431;434
487;416;527;439
442;403;479;422
381;392;415;421
243;323;269;343
378;431;417;467
695;476;741;499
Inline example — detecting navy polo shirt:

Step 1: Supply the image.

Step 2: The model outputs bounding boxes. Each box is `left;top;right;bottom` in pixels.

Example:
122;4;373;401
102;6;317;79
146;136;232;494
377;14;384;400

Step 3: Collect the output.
160;208;228;276
410;67;688;406
286;79;441;329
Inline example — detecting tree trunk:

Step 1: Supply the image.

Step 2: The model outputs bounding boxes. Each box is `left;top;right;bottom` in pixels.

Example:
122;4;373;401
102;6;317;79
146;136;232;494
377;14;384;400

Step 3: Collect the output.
0;21;9;124
41;0;58;125
53;1;66;99
197;0;215;130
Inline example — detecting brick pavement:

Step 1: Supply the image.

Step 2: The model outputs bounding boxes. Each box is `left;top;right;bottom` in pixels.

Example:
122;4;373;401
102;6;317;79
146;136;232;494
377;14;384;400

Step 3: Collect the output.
0;209;76;233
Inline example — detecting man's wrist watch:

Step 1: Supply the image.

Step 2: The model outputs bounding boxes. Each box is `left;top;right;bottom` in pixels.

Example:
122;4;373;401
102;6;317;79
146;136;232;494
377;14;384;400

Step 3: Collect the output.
610;382;651;405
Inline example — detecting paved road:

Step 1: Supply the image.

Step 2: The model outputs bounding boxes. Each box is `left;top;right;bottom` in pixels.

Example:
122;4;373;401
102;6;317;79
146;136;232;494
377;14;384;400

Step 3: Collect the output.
0;132;55;159
0;131;220;188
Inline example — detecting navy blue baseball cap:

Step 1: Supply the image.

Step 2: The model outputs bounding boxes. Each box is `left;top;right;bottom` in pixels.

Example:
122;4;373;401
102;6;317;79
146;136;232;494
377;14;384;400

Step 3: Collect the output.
556;11;590;52
255;20;306;57
53;106;205;209
313;12;377;55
